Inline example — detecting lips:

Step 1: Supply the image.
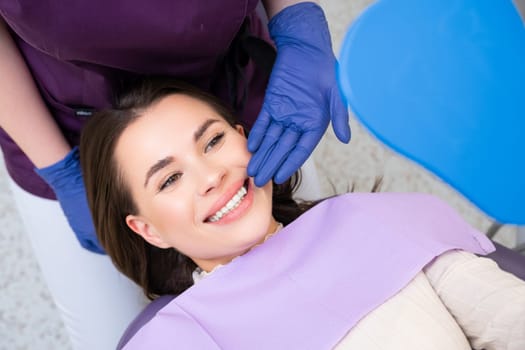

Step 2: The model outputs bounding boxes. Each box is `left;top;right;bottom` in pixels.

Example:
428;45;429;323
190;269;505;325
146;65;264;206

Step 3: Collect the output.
204;179;249;223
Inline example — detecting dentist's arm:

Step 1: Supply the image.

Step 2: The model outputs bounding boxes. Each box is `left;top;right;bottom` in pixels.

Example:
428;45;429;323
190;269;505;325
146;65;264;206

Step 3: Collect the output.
0;18;103;253
248;1;350;186
262;0;308;18
0;18;70;167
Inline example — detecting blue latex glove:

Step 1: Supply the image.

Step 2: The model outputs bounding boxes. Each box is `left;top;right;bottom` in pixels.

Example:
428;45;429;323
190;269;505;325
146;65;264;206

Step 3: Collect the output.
35;147;105;254
247;2;350;186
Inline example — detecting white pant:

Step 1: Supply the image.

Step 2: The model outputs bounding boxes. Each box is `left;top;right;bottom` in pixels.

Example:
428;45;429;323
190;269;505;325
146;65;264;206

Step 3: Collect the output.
7;178;148;350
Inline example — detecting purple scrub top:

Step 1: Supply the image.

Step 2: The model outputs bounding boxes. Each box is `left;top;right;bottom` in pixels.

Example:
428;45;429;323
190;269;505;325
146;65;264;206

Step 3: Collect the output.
0;0;269;198
124;193;495;349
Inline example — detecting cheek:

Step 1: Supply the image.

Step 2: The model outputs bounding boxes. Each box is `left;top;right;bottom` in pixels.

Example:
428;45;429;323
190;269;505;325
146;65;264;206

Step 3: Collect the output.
261;179;273;198
150;198;193;234
227;134;250;163
253;181;273;218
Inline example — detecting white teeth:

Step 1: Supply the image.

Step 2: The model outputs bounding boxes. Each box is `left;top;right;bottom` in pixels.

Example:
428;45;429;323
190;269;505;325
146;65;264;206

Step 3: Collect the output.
208;185;247;222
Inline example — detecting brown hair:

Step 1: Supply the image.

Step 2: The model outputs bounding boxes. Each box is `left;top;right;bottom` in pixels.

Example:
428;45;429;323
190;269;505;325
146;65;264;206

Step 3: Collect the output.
80;77;312;299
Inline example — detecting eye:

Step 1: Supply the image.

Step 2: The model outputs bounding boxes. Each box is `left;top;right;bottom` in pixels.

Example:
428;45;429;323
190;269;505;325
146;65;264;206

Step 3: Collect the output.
204;132;225;153
159;172;182;191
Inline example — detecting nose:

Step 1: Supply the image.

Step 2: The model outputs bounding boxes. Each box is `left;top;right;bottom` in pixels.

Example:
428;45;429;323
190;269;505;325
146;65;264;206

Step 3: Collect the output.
196;161;226;196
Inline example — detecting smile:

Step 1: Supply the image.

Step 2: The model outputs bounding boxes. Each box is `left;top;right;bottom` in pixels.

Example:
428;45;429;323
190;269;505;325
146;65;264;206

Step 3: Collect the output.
206;181;248;223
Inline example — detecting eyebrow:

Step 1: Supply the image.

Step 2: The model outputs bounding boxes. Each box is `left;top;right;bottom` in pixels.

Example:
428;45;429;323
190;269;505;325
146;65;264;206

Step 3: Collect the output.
194;118;219;142
143;118;220;188
144;156;174;188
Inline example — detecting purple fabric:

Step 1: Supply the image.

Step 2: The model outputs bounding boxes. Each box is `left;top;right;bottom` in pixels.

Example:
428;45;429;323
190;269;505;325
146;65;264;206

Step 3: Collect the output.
0;0;268;198
487;242;525;281
117;295;176;350
124;193;495;349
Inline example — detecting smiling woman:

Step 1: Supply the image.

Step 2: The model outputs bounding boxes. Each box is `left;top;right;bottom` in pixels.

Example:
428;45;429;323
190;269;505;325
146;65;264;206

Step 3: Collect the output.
115;91;278;273
79;77;309;298
79;77;525;350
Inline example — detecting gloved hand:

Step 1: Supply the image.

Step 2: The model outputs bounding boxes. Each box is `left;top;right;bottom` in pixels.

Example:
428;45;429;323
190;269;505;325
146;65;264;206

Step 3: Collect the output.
247;2;350;187
35;146;105;254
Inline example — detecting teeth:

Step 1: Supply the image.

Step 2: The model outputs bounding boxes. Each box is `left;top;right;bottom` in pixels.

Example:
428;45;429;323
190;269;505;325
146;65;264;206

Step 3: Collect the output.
208;185;247;222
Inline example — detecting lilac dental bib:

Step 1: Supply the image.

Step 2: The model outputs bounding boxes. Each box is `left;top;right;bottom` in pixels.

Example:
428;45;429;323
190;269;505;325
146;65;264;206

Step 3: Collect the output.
125;193;494;349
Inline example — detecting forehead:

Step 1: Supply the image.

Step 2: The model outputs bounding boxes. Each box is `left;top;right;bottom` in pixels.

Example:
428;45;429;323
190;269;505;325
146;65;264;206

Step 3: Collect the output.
119;94;225;145
144;93;222;125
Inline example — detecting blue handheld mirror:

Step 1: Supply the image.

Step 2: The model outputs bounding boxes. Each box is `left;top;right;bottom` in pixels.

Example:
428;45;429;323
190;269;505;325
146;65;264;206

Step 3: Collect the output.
338;0;525;224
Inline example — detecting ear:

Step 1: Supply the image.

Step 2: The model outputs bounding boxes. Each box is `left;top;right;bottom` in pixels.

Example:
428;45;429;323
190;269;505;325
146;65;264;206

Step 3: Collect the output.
235;124;246;137
125;214;171;249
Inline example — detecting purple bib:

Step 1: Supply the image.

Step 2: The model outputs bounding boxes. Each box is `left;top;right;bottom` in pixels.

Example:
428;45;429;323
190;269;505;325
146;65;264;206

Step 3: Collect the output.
0;0;268;198
124;193;494;349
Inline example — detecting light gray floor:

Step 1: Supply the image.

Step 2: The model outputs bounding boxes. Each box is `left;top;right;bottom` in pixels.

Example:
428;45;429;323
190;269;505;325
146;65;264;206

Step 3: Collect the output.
0;1;518;349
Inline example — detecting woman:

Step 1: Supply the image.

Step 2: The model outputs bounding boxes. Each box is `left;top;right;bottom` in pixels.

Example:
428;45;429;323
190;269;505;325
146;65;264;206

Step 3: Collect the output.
80;78;525;349
0;1;349;347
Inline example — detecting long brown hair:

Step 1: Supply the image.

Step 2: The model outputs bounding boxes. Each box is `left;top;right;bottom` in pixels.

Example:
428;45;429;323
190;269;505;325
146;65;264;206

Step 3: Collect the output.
80;77;313;299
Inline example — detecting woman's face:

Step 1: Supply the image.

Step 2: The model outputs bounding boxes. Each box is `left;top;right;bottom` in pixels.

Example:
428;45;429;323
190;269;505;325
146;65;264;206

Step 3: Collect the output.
115;94;277;272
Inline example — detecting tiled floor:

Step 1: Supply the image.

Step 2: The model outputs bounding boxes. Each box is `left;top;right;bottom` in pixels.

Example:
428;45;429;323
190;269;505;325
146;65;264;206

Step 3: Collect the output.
0;1;518;349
